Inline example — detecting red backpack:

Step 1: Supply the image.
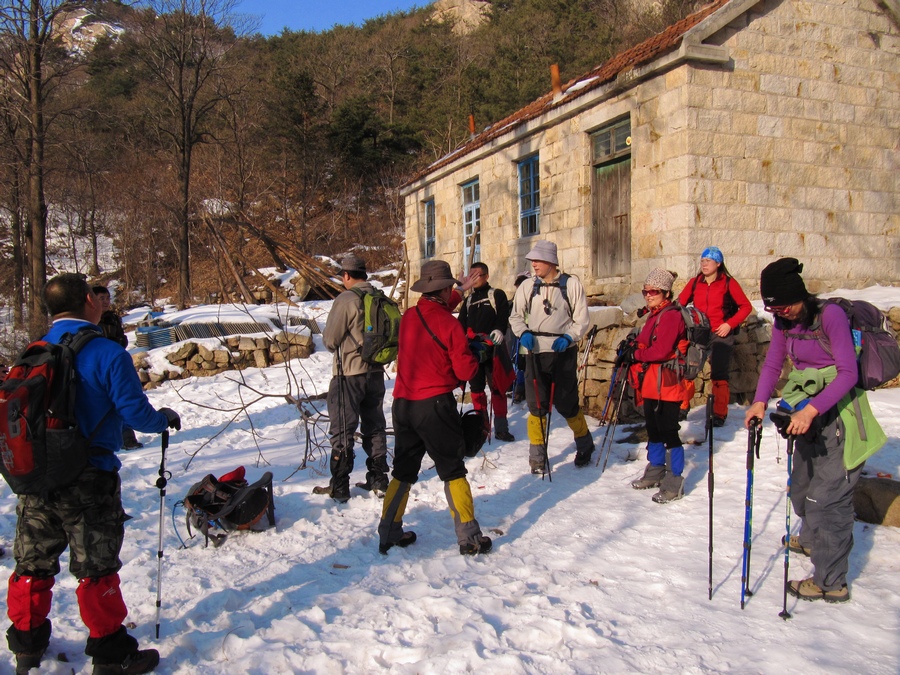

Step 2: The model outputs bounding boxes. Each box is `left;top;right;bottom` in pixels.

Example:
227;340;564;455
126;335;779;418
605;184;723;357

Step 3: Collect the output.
0;328;105;496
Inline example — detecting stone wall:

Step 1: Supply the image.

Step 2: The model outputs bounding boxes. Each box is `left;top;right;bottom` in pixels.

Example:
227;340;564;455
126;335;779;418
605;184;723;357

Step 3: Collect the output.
580;305;900;419
132;331;314;389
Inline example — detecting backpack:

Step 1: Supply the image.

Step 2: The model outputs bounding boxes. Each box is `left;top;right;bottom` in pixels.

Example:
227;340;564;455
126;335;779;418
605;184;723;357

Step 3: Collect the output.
350;287;402;366
182;466;275;548
785;298;900;390
665;304;712;381
0;328;106;496
461;409;489;458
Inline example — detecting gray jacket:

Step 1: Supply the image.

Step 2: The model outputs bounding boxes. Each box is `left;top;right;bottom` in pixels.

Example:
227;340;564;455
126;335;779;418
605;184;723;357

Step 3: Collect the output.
322;281;383;376
509;271;591;353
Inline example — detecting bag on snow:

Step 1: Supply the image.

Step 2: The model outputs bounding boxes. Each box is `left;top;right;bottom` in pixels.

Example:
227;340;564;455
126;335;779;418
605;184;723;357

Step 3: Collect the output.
0;328;106;496
182;466;276;547
461;409;489;458
786;298;900;390
350;287;402;366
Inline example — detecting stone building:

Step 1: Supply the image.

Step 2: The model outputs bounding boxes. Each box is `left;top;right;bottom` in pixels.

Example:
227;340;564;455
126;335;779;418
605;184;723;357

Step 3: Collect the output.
402;0;900;303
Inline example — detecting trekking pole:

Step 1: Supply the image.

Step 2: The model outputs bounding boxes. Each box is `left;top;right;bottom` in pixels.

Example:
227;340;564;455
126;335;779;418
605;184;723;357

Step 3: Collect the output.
741;417;762;609
530;352;552;482
155;430;170;639
707;393;715;601
598;363;621;426
779;435;795;621
578;326;599;402
597;368;628;471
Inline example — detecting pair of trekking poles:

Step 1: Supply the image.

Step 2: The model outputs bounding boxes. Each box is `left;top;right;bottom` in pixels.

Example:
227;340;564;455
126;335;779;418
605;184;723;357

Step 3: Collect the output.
737;415;795;620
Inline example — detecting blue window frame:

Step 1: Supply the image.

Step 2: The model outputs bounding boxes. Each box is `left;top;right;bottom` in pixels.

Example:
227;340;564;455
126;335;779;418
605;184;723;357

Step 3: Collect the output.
518;155;540;236
424;199;435;258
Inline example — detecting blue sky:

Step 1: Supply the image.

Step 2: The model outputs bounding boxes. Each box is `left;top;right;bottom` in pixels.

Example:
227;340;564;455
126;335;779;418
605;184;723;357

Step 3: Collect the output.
233;1;427;35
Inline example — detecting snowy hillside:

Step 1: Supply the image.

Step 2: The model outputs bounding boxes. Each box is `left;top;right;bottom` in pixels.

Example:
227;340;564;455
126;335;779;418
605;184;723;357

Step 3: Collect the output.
1;290;898;674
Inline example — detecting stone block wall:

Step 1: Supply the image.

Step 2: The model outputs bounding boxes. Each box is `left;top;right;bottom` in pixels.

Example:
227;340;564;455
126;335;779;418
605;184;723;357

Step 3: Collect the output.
132;331;314;389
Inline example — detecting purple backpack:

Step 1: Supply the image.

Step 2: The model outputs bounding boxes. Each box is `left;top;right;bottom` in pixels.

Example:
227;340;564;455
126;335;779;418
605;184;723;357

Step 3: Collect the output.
796;298;900;390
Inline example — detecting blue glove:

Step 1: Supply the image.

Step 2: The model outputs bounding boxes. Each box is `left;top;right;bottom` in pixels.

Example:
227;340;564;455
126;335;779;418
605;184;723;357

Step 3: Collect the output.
469;340;492;364
551;334;573;352
519;331;536;351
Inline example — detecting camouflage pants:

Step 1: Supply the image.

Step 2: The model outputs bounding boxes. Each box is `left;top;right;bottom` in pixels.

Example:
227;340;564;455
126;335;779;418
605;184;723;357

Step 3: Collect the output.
13;466;127;580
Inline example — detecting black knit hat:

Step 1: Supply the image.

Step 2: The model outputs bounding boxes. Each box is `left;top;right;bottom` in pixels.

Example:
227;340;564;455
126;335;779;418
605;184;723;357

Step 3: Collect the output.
760;258;809;306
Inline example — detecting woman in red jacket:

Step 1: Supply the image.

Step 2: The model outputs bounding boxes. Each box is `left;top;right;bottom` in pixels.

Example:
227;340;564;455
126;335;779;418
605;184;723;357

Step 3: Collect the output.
677;247;752;426
629;269;688;504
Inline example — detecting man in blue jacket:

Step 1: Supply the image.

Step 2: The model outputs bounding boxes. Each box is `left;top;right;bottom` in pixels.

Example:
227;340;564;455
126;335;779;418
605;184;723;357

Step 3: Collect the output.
7;274;180;675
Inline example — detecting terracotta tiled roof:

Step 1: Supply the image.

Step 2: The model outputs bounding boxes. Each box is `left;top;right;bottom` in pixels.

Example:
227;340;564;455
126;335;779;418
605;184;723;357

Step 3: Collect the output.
406;0;731;186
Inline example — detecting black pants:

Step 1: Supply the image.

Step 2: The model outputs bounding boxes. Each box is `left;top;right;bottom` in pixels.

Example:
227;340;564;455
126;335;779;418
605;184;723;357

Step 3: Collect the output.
644;399;682;449
524;348;579;419
327;372;388;486
709;334;734;381
391;393;467;483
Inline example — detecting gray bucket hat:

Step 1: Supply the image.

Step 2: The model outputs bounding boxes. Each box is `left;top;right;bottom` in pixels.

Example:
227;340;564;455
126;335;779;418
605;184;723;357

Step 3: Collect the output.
411;260;460;293
525;240;559;266
339;254;367;274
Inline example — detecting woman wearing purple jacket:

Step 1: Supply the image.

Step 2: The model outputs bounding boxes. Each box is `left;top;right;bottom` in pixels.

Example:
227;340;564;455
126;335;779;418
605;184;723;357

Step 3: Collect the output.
744;258;861;604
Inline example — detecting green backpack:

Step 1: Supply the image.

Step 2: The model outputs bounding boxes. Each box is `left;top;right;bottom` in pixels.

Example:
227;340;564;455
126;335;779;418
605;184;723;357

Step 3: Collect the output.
350;287;402;365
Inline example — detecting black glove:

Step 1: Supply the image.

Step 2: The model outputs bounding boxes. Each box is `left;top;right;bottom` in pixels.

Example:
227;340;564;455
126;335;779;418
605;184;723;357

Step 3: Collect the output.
160;407;181;431
469;339;493;364
615;337;636;367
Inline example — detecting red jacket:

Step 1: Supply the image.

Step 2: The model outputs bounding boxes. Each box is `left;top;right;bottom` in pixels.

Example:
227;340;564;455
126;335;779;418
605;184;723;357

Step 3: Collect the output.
631;301;686;402
394;295;479;401
677;273;752;331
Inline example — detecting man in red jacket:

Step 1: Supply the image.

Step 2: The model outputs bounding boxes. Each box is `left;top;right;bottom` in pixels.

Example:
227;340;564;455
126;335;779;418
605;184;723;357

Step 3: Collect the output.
377;260;493;556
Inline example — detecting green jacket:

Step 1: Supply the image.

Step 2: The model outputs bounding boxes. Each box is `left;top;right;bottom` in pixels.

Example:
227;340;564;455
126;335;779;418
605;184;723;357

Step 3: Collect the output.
782;366;886;470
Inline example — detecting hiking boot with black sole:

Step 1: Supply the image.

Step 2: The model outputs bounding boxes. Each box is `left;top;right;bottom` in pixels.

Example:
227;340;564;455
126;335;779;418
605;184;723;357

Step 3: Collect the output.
312;484;350;503
782;534;812;557
712;416;726;428
787;578;850;603
15;650;44;674
494;431;515;442
379;531;417;554
92;648;160;675
573;451;593;468
460;535;492;556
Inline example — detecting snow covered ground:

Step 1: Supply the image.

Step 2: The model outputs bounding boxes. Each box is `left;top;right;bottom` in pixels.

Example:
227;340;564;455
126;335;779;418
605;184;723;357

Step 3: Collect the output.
2;288;899;674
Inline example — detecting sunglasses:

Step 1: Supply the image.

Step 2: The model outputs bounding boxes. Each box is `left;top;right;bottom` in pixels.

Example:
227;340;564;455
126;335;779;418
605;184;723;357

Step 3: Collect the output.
765;304;792;315
641;289;662;297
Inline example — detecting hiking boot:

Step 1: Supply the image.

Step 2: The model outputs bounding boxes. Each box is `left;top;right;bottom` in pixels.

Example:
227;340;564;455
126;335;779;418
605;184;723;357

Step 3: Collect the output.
652;474;685;504
573;433;594;467
632;463;666;489
378;531;417;555
15;650;44;674
92;648;160;675
574;451;592;467
495;430;515;442
712;415;726;428
787;578;850;603
356;476;389;493
678;408;689;422
782;534;812;557
312;483;350;503
512;389;525;404
529;460;544;475
460;536;492;556
122;441;144;450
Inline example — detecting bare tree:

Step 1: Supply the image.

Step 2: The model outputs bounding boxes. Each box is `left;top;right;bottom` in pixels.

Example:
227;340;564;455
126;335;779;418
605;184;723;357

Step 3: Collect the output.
129;0;249;308
0;0;82;335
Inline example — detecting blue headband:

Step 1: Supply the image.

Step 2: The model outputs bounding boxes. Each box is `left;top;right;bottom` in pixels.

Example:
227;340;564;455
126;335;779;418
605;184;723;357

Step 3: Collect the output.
701;247;724;264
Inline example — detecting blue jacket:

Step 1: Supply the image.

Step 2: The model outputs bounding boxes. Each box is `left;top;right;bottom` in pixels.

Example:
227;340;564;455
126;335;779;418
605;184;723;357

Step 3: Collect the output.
45;319;168;471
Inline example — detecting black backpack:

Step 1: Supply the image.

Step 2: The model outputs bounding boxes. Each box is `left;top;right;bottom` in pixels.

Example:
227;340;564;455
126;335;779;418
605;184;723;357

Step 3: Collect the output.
0;328;107;496
182;467;276;547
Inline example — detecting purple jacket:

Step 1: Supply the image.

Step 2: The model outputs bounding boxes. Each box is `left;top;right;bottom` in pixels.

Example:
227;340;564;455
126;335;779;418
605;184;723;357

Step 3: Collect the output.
753;303;857;414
